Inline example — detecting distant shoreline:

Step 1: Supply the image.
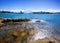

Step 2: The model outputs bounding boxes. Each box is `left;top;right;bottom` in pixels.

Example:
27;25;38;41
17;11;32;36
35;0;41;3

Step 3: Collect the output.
0;11;60;14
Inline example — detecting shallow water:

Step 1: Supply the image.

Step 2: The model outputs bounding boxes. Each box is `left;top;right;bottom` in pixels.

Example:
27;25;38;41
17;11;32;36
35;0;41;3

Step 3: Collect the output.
0;14;60;40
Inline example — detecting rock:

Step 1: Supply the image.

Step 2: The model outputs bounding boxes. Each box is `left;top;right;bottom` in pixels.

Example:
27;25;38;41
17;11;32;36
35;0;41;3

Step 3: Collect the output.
12;31;18;39
1;18;30;24
21;32;27;37
48;41;54;43
35;20;40;22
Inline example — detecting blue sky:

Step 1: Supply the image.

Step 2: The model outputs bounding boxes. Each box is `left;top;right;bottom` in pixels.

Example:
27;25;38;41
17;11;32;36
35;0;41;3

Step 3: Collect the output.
0;0;60;12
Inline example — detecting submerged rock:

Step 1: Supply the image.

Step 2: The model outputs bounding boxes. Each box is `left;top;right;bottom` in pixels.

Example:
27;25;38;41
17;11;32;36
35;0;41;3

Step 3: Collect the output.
0;21;38;43
0;18;60;43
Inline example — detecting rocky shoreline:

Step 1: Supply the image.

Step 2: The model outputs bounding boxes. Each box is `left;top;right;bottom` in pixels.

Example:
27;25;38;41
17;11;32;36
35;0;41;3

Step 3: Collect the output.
0;18;41;24
0;18;60;43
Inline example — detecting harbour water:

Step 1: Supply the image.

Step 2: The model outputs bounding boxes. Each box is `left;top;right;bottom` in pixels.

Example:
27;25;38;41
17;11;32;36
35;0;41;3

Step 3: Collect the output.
0;14;60;40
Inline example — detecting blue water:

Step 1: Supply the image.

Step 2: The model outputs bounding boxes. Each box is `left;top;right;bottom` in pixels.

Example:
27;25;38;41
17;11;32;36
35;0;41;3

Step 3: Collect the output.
0;13;60;39
0;14;60;23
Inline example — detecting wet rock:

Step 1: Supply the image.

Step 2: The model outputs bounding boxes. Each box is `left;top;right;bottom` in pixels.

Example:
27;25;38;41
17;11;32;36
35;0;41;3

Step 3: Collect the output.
1;18;30;24
48;41;54;43
35;20;40;22
12;34;18;39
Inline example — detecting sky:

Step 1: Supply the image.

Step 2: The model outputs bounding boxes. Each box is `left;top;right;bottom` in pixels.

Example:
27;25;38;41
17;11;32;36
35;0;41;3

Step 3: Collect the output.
0;0;60;12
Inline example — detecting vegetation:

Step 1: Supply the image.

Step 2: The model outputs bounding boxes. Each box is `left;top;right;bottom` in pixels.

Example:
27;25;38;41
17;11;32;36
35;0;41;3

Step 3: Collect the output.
0;11;14;13
0;11;23;14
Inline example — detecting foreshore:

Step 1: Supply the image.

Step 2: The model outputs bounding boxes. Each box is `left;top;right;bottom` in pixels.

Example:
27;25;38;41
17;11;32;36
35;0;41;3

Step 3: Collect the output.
0;18;41;26
0;18;60;43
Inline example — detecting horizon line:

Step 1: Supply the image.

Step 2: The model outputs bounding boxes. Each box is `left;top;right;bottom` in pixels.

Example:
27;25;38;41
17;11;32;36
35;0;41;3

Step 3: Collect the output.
0;9;60;12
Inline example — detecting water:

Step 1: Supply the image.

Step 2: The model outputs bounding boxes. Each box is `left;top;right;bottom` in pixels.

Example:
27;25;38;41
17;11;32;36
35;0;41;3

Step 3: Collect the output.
0;13;60;26
0;13;60;40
